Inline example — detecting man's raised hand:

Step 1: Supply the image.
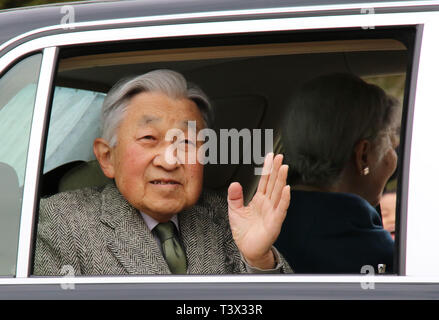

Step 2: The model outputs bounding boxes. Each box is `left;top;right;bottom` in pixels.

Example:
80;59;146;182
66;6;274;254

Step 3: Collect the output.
227;153;290;270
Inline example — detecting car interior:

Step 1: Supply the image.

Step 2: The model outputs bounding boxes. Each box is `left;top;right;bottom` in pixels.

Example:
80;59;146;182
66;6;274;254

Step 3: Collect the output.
29;25;417;277
40;32;409;207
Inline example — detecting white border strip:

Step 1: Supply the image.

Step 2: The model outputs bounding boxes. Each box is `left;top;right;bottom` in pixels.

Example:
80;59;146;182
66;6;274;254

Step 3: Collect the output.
0;0;438;54
15;47;58;278
2;274;439;285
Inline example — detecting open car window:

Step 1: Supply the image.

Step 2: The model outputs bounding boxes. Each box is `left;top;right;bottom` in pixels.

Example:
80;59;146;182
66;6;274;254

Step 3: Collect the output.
34;26;412;276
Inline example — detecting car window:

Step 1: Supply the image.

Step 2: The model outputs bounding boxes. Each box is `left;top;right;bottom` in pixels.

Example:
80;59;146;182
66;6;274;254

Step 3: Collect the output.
35;28;412;276
0;53;42;276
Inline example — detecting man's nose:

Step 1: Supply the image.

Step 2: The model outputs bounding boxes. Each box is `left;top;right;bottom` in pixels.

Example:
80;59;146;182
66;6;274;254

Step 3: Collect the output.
152;143;181;171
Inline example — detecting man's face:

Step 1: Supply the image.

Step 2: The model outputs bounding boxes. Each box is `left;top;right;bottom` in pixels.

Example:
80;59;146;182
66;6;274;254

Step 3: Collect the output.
107;91;205;222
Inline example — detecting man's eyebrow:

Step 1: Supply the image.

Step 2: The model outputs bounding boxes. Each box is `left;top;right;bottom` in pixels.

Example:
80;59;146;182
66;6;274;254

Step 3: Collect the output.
180;119;201;131
138;116;160;126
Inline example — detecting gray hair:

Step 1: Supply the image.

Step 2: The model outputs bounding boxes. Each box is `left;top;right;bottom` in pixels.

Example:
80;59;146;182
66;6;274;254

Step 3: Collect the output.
101;69;213;147
282;73;401;188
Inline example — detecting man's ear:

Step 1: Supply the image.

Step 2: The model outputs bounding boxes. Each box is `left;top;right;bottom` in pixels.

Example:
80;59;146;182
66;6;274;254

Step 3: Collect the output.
353;139;371;176
93;138;115;179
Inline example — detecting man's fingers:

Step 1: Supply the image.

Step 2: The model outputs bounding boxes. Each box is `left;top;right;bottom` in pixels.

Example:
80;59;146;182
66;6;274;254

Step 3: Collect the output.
256;152;273;195
274;185;291;223
265;154;283;198
270;164;289;207
228;182;244;211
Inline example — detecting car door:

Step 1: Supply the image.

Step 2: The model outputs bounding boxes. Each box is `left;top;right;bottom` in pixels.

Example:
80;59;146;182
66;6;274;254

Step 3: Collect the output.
1;1;439;299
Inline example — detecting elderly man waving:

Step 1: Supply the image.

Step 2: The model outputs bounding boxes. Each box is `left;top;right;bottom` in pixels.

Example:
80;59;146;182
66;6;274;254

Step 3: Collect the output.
34;70;292;275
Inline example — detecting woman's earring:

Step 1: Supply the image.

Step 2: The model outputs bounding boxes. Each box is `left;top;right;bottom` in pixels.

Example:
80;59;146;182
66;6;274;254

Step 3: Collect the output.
362;167;370;176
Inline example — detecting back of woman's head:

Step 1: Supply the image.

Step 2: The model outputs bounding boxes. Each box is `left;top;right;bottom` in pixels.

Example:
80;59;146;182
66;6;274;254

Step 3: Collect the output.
282;73;400;188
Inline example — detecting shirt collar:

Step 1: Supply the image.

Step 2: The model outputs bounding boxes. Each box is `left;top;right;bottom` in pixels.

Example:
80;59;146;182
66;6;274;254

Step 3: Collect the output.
140;211;179;232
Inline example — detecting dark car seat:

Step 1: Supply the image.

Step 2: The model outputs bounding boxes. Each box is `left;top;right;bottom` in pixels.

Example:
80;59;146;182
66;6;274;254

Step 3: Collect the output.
0;162;21;275
41;160;112;197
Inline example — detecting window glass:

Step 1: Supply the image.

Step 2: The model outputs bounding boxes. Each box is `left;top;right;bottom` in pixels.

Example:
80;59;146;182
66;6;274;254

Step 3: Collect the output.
44;87;106;173
0;53;42;276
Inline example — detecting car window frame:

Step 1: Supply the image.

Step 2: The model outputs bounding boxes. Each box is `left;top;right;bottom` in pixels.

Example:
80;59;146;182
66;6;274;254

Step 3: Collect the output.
0;52;44;277
0;7;435;290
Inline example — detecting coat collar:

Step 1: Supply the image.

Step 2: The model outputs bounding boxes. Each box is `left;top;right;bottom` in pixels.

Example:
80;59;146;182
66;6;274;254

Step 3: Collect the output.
178;190;229;274
97;182;217;274
98;182;171;274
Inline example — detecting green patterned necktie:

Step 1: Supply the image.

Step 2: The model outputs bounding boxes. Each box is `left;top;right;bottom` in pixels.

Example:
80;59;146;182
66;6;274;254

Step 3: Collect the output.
153;222;187;274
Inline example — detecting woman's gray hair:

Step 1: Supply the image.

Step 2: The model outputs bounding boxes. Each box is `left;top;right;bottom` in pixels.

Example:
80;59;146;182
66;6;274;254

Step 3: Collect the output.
101;69;213;147
282;73;401;188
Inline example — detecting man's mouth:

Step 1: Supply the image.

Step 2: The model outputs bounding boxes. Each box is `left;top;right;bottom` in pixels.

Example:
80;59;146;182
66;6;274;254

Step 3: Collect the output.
150;179;181;185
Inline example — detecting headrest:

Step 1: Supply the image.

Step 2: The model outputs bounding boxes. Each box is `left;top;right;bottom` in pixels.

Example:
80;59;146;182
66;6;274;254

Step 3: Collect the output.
58;160;112;193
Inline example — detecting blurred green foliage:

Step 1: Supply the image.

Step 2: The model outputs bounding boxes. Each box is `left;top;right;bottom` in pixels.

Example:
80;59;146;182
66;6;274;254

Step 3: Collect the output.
363;74;406;104
0;0;87;10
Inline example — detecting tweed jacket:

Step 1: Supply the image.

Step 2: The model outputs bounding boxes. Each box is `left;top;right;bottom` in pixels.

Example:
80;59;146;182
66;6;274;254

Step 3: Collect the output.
34;182;292;276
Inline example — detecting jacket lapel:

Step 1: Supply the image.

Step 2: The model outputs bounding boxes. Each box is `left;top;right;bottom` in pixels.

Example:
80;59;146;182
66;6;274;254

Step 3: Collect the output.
179;191;224;274
179;204;206;274
99;183;170;274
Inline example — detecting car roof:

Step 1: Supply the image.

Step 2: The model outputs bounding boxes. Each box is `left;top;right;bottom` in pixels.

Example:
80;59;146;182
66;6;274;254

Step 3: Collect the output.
0;0;433;47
